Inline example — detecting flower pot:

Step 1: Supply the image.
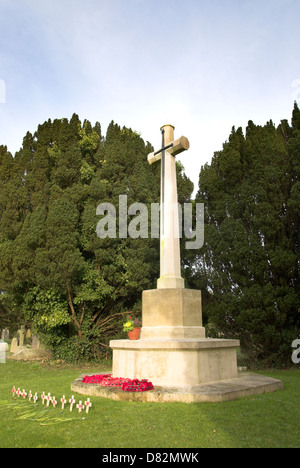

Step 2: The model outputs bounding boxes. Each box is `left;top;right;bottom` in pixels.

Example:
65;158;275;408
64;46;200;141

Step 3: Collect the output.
128;328;141;340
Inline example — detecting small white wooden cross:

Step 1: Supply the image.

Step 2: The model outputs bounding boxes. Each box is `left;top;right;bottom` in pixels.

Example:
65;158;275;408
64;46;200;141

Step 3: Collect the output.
22;389;27;399
76;401;84;413
69;396;75;412
52;396;57;408
33;393;38;403
61;395;67;410
28;390;32;402
46;393;51;407
84;398;92;414
12;386;16;398
41;392;46;404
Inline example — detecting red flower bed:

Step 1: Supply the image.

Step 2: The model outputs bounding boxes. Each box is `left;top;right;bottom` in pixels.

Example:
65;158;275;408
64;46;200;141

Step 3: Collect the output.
82;374;154;392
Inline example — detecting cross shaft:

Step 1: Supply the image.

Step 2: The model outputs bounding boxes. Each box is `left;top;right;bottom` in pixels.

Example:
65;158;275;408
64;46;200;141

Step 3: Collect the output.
147;125;190;289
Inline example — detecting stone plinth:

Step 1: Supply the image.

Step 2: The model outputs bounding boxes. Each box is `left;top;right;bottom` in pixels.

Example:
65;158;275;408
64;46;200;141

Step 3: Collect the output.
110;287;240;388
110;338;240;387
141;288;205;339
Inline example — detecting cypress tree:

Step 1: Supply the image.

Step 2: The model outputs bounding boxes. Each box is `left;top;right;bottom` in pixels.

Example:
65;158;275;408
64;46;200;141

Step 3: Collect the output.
193;106;300;366
0;115;194;361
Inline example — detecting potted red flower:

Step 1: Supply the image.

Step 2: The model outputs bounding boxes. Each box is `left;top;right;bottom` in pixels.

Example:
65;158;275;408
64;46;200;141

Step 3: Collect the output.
123;315;142;340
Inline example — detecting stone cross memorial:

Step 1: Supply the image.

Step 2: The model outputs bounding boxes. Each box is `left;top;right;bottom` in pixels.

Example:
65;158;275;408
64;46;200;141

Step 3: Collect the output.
103;124;282;402
147;125;189;289
141;125;205;341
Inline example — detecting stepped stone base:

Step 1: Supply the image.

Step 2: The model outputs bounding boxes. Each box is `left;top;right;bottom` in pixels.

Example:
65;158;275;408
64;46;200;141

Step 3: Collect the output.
71;372;283;403
110;289;242;389
74;287;283;402
110;338;240;387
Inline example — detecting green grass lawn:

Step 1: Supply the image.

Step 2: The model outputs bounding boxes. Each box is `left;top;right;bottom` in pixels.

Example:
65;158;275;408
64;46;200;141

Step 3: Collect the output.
0;360;299;448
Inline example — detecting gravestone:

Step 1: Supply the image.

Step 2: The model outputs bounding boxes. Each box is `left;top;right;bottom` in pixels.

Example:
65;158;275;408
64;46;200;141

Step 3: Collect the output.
1;329;9;341
17;328;25;347
10;330;49;361
32;335;40;349
10;338;18;354
0;340;6;363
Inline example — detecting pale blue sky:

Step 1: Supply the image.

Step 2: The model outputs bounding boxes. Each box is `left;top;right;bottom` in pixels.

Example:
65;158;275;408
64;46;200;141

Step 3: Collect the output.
0;0;299;192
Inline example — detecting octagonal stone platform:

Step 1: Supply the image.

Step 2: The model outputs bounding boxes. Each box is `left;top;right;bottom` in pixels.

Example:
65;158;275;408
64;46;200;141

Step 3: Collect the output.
71;372;283;403
72;288;282;403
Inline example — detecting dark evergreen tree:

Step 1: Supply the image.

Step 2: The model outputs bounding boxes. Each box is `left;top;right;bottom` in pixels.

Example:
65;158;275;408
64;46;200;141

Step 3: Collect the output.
192;105;300;366
0;115;193;361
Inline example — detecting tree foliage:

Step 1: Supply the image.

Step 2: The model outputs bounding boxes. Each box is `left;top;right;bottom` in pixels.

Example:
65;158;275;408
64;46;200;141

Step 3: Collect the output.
1;106;298;367
0;115;193;361
192;104;300;366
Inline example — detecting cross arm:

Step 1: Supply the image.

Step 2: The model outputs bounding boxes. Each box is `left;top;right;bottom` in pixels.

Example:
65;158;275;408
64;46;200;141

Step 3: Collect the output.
169;136;190;156
148;151;162;165
148;136;190;165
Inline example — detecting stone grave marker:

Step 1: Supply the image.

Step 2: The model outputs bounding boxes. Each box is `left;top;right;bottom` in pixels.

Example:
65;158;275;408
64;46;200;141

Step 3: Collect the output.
1;328;9;341
32;334;40;349
17;328;25;347
0;340;6;363
10;337;18;353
